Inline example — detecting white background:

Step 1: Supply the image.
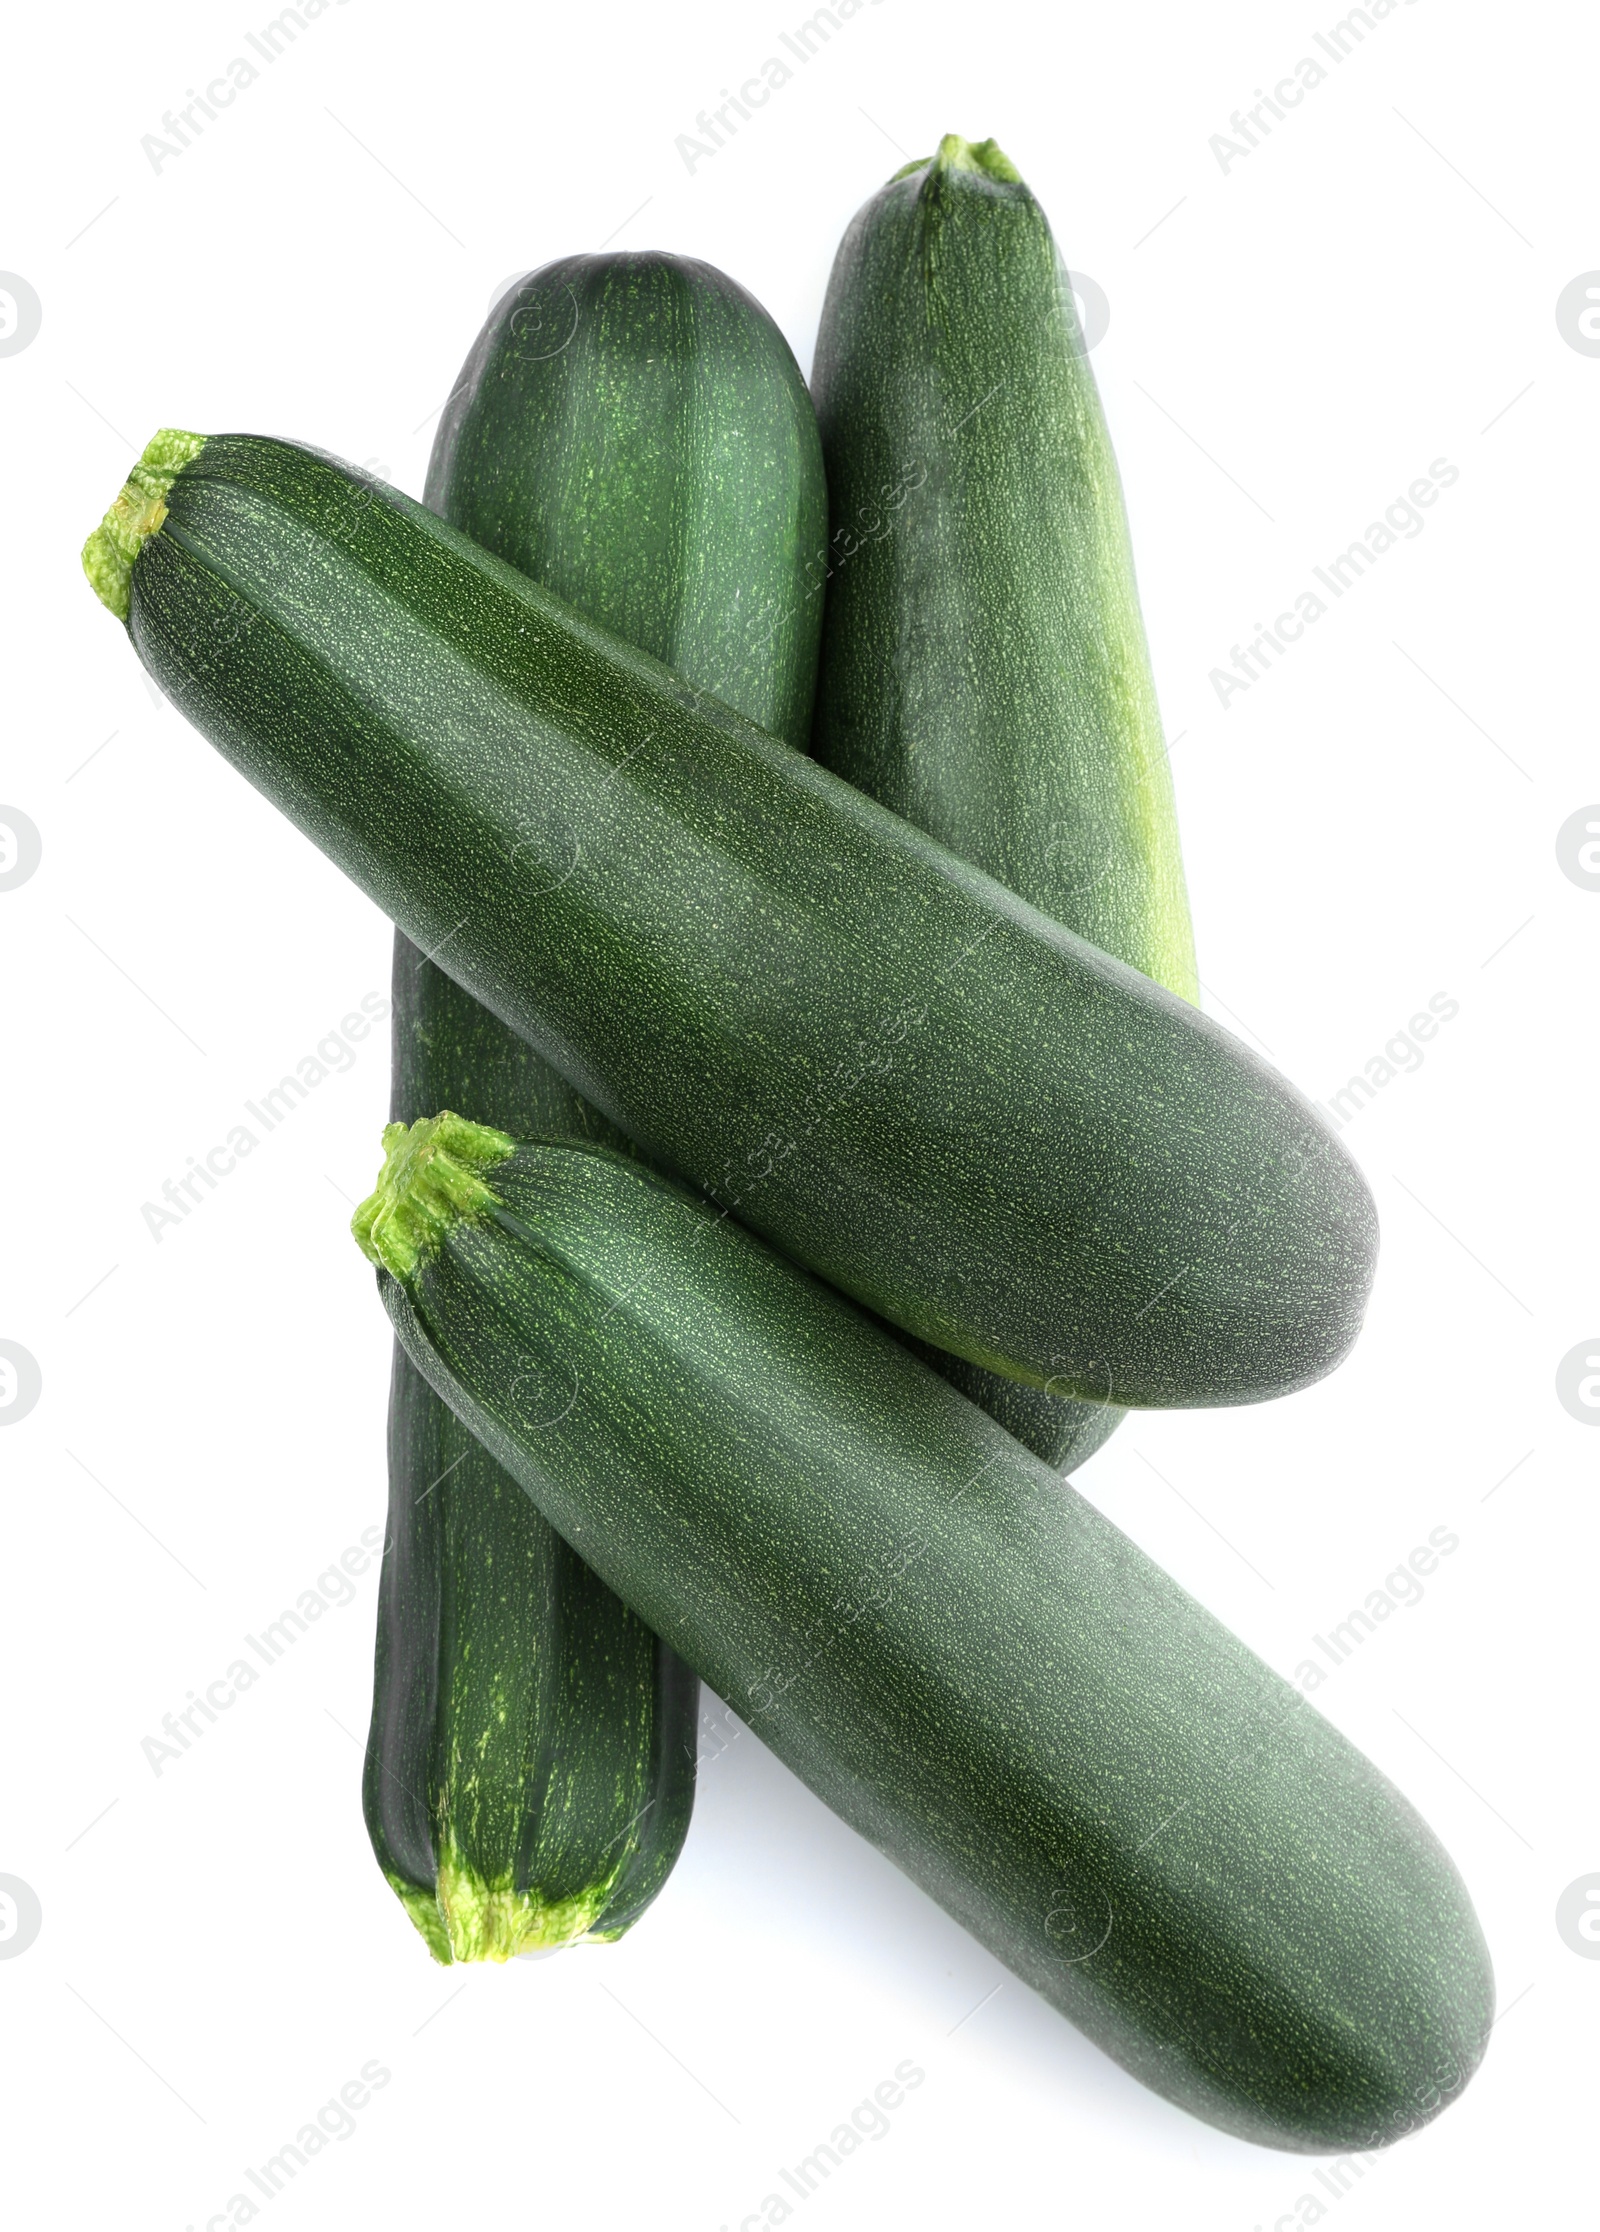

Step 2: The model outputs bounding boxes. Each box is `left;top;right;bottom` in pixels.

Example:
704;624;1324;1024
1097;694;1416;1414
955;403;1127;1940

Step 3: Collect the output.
1;0;1593;2225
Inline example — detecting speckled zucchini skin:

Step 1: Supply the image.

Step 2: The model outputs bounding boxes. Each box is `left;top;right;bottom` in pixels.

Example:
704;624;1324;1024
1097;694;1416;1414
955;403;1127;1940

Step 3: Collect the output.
125;431;1376;1407
367;254;827;1954
369;1133;1491;2153
368;1314;698;1956
811;136;1201;1471
428;255;826;749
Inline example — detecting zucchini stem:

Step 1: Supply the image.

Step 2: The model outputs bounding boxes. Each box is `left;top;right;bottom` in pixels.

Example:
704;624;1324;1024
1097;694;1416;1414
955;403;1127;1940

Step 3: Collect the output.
890;133;1022;185
81;427;206;622
353;1112;516;1283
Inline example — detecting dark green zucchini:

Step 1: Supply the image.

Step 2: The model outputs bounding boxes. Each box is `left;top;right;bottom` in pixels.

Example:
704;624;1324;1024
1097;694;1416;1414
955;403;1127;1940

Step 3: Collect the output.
84;429;1377;1409
429;255;825;750
368;253;827;1957
369;1327;697;1958
812;135;1200;1471
354;1114;1492;2153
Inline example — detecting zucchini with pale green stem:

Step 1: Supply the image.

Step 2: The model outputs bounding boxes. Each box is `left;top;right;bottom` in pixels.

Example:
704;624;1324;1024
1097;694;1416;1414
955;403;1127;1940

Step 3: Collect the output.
81;427;1377;1409
811;133;1199;1468
352;1112;1491;2153
371;253;827;1959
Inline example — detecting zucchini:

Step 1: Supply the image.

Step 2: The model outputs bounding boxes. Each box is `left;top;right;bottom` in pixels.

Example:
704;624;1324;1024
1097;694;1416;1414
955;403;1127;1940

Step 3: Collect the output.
369;253;827;1957
83;429;1377;1409
429;254;825;750
369;1339;697;1958
812;134;1200;1470
353;1114;1493;2154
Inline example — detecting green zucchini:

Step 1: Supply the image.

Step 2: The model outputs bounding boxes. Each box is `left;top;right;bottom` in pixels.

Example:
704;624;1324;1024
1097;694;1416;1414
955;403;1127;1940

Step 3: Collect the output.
84;429;1377;1409
368;1342;697;1958
368;253;828;1958
429;254;825;747
812;134;1200;1471
353;1114;1492;2153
